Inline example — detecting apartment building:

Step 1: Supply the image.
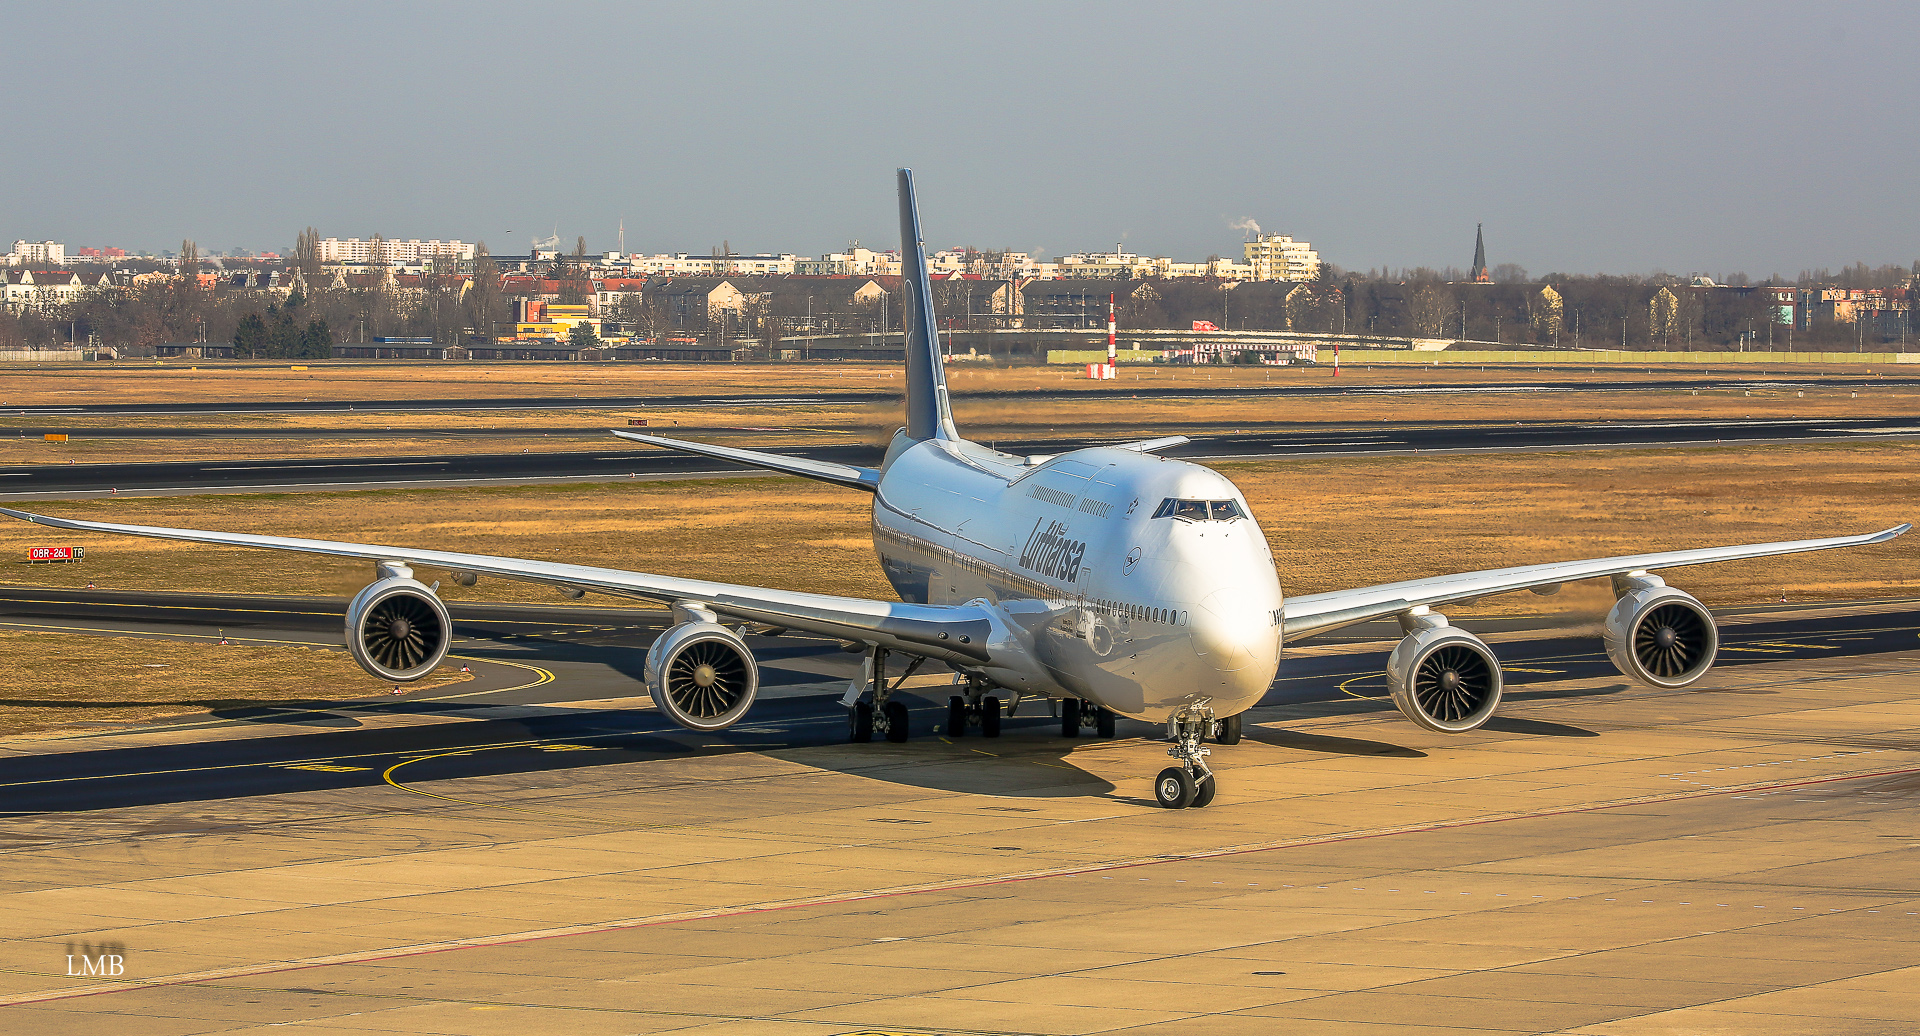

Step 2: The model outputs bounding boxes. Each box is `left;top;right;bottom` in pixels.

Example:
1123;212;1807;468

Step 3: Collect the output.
318;238;475;264
1243;233;1320;282
6;240;65;266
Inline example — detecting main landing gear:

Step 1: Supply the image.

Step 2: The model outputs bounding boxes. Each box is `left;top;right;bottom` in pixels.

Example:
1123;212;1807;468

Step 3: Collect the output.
946;675;1002;738
848;651;1004;743
1059;698;1117;739
845;648;922;744
1155;701;1219;809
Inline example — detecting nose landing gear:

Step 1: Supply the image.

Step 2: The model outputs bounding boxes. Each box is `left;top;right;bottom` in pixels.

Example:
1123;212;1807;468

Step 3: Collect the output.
1155;702;1217;809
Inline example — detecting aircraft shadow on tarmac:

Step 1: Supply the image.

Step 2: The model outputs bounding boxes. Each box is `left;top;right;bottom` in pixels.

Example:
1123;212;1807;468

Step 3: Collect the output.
1239;726;1427;758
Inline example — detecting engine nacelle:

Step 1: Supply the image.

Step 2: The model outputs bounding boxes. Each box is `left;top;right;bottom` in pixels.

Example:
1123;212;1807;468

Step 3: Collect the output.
1605;584;1717;688
346;574;452;681
1387;623;1503;733
645;621;759;732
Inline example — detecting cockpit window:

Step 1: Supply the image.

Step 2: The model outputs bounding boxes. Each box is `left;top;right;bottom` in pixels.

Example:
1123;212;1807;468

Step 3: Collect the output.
1153;497;1245;523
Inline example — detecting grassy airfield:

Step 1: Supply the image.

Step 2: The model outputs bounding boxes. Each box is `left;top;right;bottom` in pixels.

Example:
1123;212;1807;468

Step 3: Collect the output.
0;632;470;736
2;442;1913;609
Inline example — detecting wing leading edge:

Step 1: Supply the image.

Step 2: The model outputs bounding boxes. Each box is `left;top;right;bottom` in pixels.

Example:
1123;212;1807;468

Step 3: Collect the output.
0;507;987;664
1282;524;1909;640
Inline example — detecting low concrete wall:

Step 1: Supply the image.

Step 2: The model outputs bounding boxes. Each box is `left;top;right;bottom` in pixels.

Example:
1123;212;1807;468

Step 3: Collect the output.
1048;348;1920;366
1325;350;1919;365
0;349;94;361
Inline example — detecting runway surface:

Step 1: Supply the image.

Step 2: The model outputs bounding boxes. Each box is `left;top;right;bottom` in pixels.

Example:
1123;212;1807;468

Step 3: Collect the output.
7;416;1920;497
3;594;1919;1032
2;590;1914;816
6;371;1918;417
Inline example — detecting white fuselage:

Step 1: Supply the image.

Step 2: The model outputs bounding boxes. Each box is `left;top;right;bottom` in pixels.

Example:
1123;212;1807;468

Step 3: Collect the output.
871;434;1285;722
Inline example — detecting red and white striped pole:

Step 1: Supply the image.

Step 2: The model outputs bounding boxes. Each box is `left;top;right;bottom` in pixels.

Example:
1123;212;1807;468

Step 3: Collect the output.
1105;292;1116;379
1334;340;1340;377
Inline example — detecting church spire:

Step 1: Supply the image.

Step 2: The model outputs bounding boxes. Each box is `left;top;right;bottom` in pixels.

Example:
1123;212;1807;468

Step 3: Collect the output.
1470;223;1490;283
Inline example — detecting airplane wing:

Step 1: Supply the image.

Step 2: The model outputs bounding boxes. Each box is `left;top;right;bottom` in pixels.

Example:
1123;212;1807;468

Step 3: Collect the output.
609;430;880;492
1281;524;1909;640
0;507;988;664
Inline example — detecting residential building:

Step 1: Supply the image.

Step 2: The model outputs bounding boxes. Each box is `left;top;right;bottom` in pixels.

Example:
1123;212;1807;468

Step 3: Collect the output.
1;269;109;310
318;238;475;264
796;246;899;277
1244;233;1320;282
6;240;64;266
1801;287;1909;329
624;253;801;276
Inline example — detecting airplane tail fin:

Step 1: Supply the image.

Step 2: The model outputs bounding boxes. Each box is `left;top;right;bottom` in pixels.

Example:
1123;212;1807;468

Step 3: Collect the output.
897;168;958;442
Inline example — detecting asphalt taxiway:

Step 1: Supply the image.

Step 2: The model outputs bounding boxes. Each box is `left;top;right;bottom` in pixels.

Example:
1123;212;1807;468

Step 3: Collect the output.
3;596;1919;1033
7;416;1920;498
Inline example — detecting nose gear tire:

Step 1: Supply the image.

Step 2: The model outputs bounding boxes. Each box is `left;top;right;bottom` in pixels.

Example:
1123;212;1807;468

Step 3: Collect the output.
1060;698;1081;738
1190;775;1217;807
981;697;1002;738
1096;707;1116;739
1155;767;1197;809
849;701;873;743
947;696;967;737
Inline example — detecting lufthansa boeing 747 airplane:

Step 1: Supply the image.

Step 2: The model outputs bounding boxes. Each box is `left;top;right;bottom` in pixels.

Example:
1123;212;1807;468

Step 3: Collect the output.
4;170;1907;807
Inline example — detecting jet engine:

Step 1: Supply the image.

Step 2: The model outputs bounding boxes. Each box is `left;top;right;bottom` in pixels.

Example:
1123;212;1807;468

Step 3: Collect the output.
346;568;452;681
645;621;760;732
1386;619;1503;733
1605;580;1717;688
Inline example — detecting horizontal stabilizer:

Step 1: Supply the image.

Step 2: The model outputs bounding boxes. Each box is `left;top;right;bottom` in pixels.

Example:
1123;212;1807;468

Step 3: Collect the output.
610;430;880;492
1111;435;1190;454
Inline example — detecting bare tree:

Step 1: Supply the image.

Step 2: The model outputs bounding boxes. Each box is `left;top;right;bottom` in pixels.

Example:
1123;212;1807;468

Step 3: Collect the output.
466;242;501;343
293;227;323;292
1408;285;1451;337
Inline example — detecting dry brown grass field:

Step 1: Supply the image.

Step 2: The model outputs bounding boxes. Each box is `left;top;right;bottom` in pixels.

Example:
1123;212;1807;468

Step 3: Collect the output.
4;380;1918;466
0;358;1901;408
0;632;470;736
1;444;1913;610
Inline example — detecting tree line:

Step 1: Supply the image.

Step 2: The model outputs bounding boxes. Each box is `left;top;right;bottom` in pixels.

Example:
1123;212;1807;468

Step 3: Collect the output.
0;233;1908;353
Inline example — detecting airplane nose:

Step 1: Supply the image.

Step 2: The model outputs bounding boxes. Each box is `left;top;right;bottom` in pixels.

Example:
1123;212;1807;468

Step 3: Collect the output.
1190;586;1276;673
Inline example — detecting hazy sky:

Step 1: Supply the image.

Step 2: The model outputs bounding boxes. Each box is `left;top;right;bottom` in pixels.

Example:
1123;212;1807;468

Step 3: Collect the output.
5;2;1914;276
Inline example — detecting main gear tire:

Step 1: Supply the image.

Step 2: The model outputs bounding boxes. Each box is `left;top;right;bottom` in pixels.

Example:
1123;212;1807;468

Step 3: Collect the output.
883;700;910;743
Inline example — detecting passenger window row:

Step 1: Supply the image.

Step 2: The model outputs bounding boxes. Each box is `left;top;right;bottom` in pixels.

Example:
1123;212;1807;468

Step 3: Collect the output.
1088;598;1186;627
